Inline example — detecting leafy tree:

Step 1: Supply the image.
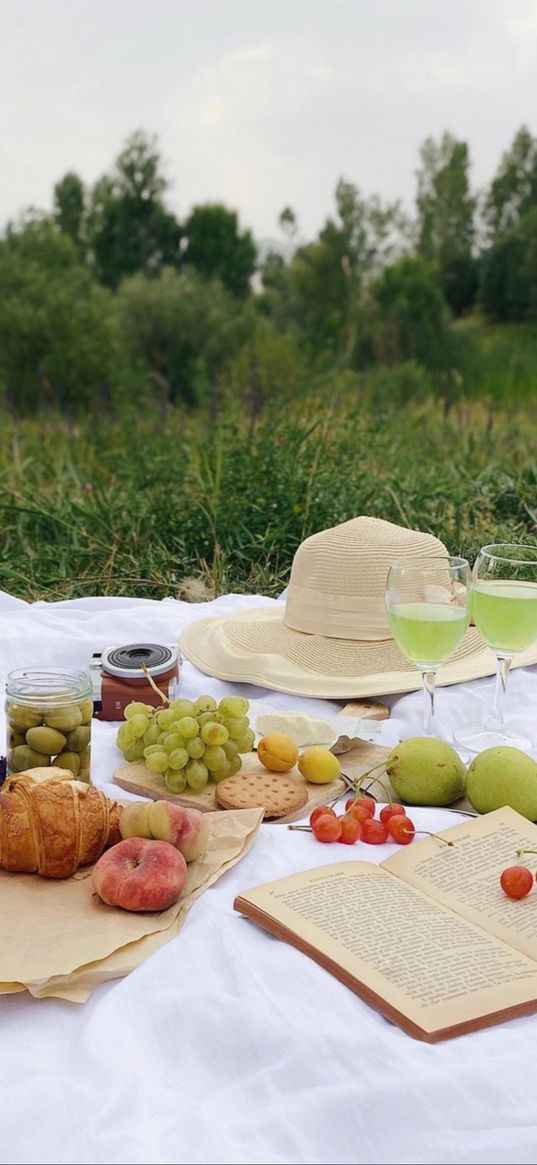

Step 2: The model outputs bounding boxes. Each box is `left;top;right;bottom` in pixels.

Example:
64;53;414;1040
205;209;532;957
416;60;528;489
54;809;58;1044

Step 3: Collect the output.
116;267;255;406
88;131;181;288
183;204;256;297
416;132;477;315
372;254;450;370
484;126;537;239
480;208;537;322
0;220;118;412
53;172;86;255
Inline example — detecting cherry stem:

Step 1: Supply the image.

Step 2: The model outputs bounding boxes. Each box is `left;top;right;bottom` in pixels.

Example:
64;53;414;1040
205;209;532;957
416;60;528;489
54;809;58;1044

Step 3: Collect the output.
288;824;312;832
414;829;453;847
358;773;393;803
516;848;537;859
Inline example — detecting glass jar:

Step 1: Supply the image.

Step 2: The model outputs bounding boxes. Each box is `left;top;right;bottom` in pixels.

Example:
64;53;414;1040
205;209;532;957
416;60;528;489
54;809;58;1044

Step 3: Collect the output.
5;668;93;781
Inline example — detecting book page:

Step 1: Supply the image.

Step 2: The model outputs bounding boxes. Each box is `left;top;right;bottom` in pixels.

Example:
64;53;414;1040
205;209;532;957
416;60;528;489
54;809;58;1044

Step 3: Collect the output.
235;861;537;1038
383;806;537;961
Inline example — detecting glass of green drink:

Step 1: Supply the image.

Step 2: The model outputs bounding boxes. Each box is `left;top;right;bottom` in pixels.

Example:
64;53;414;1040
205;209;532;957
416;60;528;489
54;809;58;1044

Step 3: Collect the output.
455;543;537;752
386;556;470;737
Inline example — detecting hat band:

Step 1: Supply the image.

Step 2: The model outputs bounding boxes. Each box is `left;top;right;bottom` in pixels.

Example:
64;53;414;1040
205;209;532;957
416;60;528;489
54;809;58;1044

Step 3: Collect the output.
284;582;391;641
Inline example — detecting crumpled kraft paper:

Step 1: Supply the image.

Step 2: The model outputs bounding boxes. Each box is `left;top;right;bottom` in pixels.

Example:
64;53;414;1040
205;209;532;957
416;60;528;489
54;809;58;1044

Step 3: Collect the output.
0;807;263;1002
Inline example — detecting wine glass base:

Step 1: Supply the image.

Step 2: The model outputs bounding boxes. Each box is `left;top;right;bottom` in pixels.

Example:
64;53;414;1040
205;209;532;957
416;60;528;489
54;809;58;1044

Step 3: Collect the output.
453;727;535;755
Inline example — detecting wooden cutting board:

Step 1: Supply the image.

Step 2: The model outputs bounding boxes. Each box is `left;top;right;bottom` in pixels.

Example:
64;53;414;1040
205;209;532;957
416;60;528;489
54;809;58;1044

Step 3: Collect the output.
112;699;390;825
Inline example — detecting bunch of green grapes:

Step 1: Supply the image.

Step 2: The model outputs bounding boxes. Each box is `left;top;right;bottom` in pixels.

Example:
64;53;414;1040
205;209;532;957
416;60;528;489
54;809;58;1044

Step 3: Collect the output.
116;695;254;795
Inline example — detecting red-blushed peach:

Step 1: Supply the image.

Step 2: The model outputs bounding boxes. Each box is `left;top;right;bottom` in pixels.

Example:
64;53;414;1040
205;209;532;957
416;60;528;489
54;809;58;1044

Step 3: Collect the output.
92;837;186;912
148;800;210;862
119;800;153;840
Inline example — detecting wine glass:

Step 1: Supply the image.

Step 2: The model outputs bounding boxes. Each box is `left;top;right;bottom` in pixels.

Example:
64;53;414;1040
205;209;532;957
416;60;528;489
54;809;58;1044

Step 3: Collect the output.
454;543;537;752
386;556;470;737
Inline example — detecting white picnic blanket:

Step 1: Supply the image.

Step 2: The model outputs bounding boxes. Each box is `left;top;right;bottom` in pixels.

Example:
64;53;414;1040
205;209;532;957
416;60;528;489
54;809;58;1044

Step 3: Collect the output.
1;588;537;1165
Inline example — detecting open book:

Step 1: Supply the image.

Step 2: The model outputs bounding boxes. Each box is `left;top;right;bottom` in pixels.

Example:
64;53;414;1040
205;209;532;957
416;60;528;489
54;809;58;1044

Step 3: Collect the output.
234;807;537;1042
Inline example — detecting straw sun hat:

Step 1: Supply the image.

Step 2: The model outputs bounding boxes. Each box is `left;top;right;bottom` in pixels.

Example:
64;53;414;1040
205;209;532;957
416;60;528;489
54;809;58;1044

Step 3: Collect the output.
180;516;537;699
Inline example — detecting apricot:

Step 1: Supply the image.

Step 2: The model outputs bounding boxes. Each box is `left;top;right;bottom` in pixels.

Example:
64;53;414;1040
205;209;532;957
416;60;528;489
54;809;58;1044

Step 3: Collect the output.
297;747;341;784
257;732;299;772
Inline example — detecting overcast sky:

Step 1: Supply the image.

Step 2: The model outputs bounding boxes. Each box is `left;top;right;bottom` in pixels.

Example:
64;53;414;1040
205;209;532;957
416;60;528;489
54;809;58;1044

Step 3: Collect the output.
1;0;537;243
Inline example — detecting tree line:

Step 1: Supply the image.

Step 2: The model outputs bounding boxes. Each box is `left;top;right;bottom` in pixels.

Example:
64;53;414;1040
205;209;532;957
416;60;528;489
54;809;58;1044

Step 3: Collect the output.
2;125;537;413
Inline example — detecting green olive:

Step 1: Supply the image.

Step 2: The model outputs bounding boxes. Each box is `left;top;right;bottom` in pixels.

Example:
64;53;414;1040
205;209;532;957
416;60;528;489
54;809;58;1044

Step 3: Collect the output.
8;745;51;773
64;726;91;754
7;704;43;732
8;729;26;749
79;746;91;769
26;726;67;755
44;705;83;732
78;697;94;725
52;751;81;775
77;767;91;784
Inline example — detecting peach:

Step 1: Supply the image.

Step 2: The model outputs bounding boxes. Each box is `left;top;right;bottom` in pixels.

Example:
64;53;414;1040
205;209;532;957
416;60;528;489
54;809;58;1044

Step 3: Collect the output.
92;838;186;912
257;733;299;772
148;800;210;863
119;800;153;840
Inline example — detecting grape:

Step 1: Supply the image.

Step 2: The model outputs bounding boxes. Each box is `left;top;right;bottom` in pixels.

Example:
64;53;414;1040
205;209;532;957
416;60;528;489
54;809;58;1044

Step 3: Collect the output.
236;728;255;753
168;699;196;718
143;744;162;758
211;759;233;782
162;732;184;755
177;716;199;739
117;723;132;749
203;745;227;772
123;738;145;762
186;737;206;759
200;721;229;747
197;711;223;726
145;751;169;773
168;747;189;770
143;721;160;746
194;695;217;714
125;702;154;719
223;739;239;761
127;714;151;740
165;768;187;794
156;707;178;730
185;760;209;790
227;755;242;776
218;696;249;718
224;715;249;740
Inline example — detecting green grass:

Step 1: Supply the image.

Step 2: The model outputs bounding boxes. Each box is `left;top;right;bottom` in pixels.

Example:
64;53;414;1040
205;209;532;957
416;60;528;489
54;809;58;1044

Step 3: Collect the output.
0;390;536;603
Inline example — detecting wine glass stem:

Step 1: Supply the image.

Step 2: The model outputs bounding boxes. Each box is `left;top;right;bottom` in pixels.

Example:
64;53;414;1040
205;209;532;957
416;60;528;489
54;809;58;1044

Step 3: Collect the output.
421;670;437;737
486;655;512;731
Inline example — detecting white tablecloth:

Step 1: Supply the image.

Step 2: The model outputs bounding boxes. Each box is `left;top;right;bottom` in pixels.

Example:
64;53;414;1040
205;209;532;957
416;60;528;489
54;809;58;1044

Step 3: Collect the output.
2;589;537;1165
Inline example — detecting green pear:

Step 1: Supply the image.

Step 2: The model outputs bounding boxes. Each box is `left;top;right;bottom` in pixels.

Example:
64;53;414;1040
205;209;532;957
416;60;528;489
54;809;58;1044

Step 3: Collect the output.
386;737;466;806
466;746;537;819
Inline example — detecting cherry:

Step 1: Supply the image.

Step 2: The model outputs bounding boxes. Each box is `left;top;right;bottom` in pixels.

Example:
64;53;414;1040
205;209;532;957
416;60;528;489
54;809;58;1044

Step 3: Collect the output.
361;817;388;845
379;803;406;826
311;814;343;843
500;866;534;900
387;814;415;845
339;814;362;845
309;805;335;829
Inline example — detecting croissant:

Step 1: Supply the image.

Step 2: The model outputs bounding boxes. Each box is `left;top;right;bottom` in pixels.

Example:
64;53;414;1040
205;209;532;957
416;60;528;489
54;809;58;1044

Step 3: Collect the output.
0;768;123;878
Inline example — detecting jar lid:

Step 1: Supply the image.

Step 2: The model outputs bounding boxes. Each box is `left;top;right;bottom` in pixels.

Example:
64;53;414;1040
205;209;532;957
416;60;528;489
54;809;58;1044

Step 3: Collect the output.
6;667;92;704
102;643;178;680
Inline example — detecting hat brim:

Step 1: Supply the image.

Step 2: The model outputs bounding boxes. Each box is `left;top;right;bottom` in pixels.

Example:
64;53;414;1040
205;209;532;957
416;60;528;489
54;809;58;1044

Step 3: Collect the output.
180;606;537;699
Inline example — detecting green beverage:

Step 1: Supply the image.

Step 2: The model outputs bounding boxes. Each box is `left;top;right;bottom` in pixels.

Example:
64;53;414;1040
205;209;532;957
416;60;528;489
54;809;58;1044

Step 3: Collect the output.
389;602;468;666
471;581;537;654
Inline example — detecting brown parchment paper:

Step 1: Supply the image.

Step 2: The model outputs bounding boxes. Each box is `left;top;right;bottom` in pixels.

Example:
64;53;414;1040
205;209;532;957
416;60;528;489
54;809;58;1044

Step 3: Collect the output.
0;807;263;1003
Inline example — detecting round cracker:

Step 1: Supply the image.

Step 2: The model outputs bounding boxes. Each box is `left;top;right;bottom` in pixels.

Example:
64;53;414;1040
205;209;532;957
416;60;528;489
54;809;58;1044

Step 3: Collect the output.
215;771;308;819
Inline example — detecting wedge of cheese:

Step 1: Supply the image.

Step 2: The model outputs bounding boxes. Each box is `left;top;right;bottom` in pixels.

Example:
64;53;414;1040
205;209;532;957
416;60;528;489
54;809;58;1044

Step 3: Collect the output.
255;711;336;747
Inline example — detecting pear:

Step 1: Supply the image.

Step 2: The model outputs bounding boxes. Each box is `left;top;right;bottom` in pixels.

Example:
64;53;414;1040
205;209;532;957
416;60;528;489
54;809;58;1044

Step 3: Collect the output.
466;746;537;819
386;737;466;806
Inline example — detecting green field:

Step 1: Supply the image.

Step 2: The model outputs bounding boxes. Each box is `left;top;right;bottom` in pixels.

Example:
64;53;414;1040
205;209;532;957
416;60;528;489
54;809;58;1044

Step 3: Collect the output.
1;385;536;603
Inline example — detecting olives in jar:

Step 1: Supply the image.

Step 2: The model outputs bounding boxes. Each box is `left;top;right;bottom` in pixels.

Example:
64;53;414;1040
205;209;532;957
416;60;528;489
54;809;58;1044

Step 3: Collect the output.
5;669;93;782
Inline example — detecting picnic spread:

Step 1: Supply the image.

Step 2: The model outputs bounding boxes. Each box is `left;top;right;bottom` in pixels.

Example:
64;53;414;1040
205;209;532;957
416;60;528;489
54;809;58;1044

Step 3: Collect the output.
3;517;537;1164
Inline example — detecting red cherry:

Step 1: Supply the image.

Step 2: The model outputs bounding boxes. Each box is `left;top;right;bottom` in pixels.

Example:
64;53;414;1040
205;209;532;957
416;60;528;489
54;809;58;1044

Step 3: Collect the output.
311;814;342;843
339;814;362;845
361;817;388;845
309;805;335;829
387;814;415;845
379;803;406;826
500;866;534;900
